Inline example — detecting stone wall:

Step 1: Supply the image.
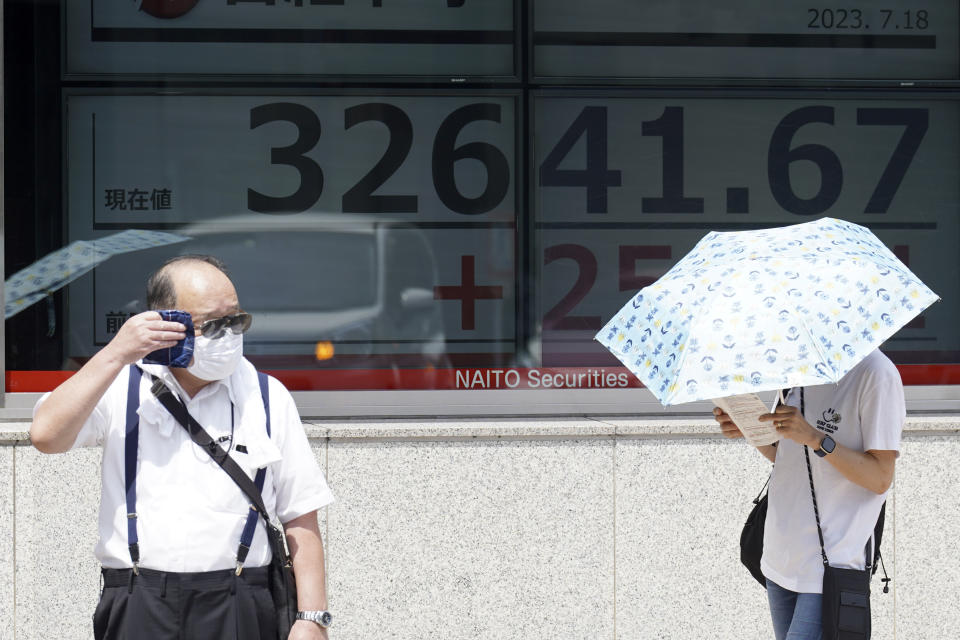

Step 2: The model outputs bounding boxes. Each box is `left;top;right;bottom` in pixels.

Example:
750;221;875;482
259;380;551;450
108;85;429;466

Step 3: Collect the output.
1;416;958;639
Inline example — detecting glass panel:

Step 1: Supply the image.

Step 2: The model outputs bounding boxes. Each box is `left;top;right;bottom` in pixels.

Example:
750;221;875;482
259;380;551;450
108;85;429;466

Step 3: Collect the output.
527;93;958;392
533;0;959;82
65;0;516;79
57;92;518;378
5;1;960;399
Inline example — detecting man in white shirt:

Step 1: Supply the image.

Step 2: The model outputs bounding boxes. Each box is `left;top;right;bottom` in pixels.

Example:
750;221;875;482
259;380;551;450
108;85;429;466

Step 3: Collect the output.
31;255;334;640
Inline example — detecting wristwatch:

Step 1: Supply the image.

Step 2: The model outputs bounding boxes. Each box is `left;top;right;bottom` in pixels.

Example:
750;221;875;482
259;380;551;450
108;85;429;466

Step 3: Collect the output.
814;435;836;458
296;610;333;628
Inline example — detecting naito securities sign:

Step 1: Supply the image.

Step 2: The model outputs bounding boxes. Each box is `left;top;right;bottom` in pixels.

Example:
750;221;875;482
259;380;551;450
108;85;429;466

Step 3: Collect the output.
455;368;633;390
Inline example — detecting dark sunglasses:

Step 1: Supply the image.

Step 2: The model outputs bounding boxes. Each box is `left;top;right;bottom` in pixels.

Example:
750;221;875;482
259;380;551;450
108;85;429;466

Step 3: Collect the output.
198;312;253;339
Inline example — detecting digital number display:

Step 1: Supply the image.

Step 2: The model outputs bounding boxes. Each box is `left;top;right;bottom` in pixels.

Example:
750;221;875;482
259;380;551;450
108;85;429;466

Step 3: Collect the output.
68;94;516;224
65;0;515;78
533;0;959;82
533;95;959;367
64;93;517;367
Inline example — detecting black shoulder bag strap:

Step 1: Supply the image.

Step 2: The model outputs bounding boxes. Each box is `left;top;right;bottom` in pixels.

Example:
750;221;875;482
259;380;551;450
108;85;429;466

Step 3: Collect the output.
799;388;857;569
800;388;891;592
147;375;291;573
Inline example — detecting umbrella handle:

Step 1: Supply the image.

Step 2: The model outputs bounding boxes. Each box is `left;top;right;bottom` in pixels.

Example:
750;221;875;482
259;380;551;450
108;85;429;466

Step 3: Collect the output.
46;293;56;337
771;388;790;413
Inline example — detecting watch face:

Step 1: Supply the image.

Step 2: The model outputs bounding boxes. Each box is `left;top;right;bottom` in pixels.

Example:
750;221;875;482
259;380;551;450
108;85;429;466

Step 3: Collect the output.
320;612;333;626
822;436;836;453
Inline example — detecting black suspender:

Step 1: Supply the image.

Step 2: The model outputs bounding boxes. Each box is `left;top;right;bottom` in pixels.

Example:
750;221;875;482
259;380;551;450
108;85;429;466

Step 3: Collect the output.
124;365;144;573
237;374;271;571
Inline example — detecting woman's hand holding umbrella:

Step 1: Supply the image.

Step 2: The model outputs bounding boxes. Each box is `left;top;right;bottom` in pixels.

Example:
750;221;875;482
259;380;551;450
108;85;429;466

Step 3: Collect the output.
760;406;822;449
758;403;896;493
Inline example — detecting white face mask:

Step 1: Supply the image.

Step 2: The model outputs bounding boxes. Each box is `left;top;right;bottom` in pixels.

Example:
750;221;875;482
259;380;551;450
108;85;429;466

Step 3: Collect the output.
187;331;243;381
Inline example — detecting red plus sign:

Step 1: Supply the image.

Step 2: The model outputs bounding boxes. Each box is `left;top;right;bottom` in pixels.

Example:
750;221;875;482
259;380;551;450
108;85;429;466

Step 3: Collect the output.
433;255;503;330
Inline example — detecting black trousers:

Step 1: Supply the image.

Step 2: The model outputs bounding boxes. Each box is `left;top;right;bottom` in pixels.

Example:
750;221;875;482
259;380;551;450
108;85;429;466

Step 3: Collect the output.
94;567;277;640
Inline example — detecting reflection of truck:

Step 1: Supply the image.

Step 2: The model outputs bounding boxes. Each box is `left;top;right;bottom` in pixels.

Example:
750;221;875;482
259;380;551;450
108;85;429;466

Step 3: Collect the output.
182;215;446;368
77;214;448;374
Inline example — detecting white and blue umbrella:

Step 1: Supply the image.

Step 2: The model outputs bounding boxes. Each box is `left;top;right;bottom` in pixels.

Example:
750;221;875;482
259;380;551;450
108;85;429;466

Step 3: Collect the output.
595;218;939;406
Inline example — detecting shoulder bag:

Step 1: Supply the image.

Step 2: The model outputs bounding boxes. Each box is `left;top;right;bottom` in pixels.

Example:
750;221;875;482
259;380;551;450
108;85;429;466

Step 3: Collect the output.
739;474;769;588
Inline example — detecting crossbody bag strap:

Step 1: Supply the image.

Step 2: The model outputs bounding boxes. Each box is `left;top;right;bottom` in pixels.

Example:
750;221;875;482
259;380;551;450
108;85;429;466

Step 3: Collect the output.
803;444;830;566
801;387;872;571
799;387;830;566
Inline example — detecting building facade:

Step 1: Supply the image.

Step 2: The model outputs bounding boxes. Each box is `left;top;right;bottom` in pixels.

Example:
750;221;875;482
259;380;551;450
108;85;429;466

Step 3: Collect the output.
3;1;960;638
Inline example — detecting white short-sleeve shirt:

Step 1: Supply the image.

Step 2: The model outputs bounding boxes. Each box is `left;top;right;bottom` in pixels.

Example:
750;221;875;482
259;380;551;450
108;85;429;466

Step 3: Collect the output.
34;361;334;572
761;349;904;593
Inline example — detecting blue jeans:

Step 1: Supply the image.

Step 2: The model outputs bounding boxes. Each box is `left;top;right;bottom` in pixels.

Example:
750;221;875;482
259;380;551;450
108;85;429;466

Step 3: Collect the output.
767;579;823;640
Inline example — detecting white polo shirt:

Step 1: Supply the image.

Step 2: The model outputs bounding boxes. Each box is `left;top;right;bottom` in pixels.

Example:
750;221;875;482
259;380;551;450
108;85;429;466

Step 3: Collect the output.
34;360;334;572
761;349;904;593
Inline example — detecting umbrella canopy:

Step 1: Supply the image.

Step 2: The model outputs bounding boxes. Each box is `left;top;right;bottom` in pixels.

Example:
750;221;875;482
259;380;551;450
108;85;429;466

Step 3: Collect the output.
595;218;939;406
5;230;188;319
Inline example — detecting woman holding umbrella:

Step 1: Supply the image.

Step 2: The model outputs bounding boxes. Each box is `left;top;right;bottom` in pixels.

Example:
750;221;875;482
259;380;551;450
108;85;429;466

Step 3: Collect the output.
713;348;903;640
596;219;935;639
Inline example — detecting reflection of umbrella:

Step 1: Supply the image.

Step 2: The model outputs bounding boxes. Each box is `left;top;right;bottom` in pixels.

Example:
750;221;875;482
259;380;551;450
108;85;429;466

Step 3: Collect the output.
5;230;188;319
595;218;939;406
